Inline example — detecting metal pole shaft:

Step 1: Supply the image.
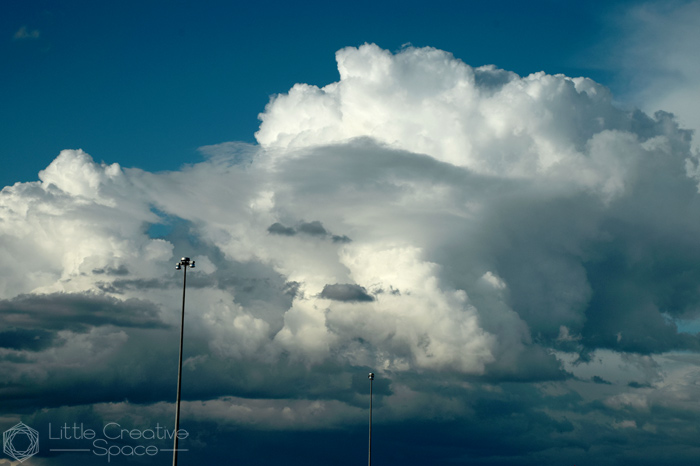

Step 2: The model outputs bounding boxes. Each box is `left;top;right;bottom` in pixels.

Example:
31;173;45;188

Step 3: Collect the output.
173;265;187;466
368;377;373;466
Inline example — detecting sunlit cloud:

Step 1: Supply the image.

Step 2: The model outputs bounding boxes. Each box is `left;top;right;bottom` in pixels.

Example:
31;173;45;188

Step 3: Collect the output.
3;42;700;464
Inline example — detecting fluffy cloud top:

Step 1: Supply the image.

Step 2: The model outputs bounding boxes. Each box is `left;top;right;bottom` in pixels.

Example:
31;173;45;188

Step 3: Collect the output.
257;44;685;201
2;43;700;465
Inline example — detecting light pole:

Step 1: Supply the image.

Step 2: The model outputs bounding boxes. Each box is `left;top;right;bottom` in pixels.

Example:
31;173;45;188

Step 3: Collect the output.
368;372;374;466
173;257;194;466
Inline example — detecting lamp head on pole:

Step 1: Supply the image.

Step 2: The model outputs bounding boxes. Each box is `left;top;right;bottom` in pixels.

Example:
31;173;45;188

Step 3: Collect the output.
176;257;195;269
368;372;374;380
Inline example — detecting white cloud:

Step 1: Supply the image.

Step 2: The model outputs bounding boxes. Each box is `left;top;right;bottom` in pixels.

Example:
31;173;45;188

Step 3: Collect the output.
480;271;506;290
0;150;171;297
3;44;700;450
256;44;658;202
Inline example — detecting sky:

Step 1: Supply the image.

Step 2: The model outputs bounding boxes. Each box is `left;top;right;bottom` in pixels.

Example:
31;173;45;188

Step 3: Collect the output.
2;1;700;465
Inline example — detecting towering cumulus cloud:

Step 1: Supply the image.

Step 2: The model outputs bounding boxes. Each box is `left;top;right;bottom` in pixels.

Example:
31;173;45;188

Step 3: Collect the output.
2;44;700;465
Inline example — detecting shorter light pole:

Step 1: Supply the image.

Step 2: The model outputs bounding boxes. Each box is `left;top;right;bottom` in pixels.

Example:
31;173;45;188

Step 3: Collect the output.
368;372;374;466
173;257;194;466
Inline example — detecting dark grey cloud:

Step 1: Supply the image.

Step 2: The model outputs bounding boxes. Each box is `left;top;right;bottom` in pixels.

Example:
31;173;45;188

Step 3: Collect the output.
298;220;328;237
12;371;700;466
320;284;374;302
268;222;296;236
628;381;652;389
0;293;168;331
0;328;55;351
332;234;351;243
0;327;181;411
267;220;352;243
481;346;568;382
91;265;129;275
592;375;613;385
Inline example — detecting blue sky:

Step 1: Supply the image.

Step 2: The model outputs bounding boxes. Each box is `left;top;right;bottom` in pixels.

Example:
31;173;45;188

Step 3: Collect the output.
2;0;642;188
3;1;700;466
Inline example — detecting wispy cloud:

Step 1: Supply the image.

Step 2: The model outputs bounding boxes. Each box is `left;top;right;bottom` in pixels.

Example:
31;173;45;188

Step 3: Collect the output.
13;26;40;41
605;1;700;149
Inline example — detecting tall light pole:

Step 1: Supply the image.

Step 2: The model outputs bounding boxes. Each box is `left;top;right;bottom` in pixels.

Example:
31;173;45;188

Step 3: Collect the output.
173;257;194;466
368;372;374;466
